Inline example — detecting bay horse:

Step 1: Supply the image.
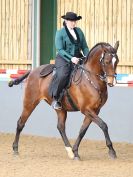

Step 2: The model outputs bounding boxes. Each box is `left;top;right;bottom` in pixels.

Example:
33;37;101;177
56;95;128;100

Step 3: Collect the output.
10;41;119;160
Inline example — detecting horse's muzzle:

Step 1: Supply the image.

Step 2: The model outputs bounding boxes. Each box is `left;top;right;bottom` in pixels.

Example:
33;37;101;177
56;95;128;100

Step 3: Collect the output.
107;75;117;87
108;83;114;87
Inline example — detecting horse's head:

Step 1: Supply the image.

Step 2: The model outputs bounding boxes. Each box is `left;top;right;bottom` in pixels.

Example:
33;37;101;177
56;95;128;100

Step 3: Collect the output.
100;41;119;87
85;41;119;87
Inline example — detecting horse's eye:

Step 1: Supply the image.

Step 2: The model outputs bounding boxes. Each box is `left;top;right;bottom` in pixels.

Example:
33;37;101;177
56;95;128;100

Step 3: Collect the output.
104;58;111;65
105;61;110;65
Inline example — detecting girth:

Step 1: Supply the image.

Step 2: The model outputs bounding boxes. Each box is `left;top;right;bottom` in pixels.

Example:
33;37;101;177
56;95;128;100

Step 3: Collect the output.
64;89;79;111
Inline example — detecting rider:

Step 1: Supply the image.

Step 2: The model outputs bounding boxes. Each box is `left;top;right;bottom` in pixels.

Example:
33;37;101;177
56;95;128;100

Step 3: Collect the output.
49;12;89;110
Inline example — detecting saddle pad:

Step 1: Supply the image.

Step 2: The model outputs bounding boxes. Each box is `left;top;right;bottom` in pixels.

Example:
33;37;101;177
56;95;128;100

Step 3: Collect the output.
40;64;55;77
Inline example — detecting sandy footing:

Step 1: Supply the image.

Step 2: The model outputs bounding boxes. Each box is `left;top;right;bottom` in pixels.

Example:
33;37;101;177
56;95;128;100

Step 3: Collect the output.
0;133;133;177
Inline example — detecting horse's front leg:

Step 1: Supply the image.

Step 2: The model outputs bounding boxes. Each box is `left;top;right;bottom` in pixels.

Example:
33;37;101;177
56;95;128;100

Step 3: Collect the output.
86;110;117;159
56;110;74;159
72;116;92;160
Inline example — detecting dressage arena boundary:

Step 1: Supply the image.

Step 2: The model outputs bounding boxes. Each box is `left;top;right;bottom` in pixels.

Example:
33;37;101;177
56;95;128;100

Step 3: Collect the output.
0;69;133;87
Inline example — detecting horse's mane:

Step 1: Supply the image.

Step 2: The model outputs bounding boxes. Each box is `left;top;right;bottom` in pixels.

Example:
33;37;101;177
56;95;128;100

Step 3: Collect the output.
84;42;114;63
88;42;113;57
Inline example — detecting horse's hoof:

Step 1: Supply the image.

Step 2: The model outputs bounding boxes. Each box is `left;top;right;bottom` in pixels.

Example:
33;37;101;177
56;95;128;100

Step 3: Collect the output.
13;143;19;155
74;156;81;161
109;150;117;159
13;151;19;155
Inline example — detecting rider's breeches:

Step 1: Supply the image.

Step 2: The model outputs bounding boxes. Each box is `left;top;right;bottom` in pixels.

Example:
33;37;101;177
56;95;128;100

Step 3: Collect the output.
48;55;72;100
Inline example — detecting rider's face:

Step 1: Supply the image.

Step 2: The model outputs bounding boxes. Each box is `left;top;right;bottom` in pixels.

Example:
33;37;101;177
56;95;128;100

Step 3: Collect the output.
65;20;77;29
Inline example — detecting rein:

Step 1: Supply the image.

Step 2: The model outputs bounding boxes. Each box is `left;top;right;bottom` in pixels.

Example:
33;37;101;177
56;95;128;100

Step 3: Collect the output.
72;51;117;93
72;64;101;94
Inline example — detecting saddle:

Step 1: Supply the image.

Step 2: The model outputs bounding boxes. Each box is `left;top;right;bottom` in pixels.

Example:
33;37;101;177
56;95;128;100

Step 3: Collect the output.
40;63;83;86
40;64;55;77
39;64;81;87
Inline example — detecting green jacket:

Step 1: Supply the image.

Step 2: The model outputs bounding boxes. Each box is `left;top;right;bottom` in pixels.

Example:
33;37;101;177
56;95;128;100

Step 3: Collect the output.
55;27;89;62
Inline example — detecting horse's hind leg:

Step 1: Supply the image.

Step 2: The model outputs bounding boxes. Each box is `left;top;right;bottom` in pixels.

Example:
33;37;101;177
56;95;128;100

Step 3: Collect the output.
72;116;92;160
13;99;39;154
56;110;74;159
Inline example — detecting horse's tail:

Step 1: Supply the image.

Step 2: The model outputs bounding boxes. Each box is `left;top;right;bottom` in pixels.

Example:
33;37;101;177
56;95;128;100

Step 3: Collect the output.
8;71;31;87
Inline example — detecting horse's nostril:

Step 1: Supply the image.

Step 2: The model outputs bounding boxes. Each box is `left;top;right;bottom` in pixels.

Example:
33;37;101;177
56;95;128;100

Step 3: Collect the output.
108;83;113;87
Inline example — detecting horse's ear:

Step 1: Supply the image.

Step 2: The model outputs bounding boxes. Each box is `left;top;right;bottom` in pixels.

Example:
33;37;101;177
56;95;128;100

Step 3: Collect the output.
114;41;119;52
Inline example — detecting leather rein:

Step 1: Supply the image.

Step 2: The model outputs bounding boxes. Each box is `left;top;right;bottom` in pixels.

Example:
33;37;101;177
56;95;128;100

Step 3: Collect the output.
73;52;117;93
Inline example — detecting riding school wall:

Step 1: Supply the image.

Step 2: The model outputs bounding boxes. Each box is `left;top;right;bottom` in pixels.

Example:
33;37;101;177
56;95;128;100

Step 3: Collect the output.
0;0;133;74
1;81;133;144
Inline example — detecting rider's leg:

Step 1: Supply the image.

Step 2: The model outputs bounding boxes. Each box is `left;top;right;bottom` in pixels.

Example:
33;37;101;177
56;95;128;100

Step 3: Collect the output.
51;55;72;110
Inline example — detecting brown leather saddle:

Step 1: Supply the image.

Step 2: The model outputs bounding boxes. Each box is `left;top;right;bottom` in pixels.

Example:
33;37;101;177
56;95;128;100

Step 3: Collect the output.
40;64;55;77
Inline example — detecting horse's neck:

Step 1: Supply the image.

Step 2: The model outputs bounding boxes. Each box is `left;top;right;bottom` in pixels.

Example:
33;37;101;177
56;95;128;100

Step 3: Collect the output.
85;47;103;74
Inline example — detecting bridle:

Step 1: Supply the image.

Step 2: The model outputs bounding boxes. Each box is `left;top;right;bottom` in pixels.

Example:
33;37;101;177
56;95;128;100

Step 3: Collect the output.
99;51;117;82
73;50;118;88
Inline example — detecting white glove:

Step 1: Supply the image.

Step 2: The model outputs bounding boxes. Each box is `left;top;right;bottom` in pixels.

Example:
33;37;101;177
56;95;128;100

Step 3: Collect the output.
71;57;79;64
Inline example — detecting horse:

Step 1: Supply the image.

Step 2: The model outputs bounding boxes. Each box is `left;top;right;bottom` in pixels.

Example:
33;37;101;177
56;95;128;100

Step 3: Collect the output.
10;41;119;160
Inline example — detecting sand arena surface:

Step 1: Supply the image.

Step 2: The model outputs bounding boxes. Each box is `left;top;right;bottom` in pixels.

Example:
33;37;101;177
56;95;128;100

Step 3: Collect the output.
0;133;133;177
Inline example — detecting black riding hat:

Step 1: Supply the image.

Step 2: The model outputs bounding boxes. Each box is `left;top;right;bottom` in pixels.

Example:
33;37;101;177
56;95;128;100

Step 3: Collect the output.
61;12;82;21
